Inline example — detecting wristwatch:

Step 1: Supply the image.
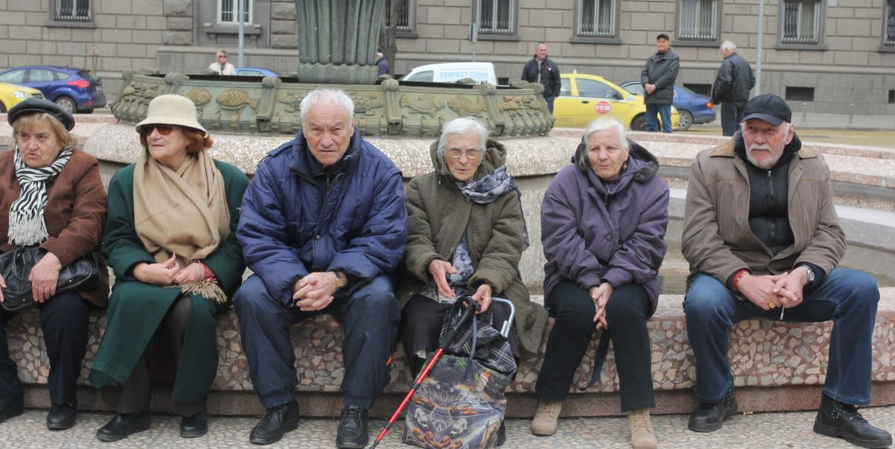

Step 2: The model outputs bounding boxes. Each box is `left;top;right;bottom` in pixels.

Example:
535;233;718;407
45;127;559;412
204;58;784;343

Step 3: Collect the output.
800;265;815;283
333;271;348;290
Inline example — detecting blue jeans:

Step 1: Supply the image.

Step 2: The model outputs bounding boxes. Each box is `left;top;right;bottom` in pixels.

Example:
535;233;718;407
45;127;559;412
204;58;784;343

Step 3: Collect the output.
645;103;672;133
683;268;879;406
545;96;555;114
233;274;401;410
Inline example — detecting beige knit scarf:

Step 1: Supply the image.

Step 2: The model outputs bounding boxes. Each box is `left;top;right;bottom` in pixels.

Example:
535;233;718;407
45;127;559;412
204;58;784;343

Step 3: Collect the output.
133;149;230;303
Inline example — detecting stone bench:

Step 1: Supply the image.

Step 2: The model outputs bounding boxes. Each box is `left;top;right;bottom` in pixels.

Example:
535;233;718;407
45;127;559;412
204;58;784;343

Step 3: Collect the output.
10;288;895;418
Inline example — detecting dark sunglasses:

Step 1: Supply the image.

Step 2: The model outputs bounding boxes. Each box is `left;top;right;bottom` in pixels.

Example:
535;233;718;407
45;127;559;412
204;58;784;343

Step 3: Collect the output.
140;124;175;136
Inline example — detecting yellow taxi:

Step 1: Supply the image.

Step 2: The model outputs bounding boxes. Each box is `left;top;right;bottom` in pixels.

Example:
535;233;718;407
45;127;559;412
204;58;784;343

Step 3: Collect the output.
554;72;679;130
0;82;44;113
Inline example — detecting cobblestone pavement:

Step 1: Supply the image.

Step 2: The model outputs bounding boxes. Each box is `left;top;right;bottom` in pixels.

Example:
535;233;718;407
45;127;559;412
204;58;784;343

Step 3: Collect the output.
1;406;893;448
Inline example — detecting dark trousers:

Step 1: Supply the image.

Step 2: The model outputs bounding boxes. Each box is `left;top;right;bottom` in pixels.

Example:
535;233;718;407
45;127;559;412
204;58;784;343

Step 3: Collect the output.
544;96;555;114
646;103;673;133
233;274;401;410
683;269;879;405
0;292;89;409
721;101;746;136
535;281;656;412
116;295;204;417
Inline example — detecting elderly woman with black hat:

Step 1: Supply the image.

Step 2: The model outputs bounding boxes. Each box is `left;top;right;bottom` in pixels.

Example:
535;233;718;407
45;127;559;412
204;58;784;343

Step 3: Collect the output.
88;94;248;441
0;98;108;430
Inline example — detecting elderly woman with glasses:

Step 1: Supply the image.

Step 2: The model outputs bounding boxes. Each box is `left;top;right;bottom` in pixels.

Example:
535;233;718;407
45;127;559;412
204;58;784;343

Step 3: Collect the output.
531;118;669;449
0;98;107;430
397;116;548;384
88;94;248;441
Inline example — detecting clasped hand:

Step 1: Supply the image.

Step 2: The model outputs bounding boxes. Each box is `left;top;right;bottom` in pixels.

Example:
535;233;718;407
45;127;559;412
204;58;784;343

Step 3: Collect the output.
133;254;205;286
293;272;339;311
590;282;614;331
738;270;808;311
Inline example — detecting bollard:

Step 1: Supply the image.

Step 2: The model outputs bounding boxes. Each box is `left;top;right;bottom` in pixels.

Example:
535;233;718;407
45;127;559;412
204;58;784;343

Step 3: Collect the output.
802;102;808;124
849;103;854;126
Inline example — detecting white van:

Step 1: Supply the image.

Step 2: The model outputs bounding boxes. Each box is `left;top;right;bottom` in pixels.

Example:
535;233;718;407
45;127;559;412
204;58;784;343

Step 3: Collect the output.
401;62;498;85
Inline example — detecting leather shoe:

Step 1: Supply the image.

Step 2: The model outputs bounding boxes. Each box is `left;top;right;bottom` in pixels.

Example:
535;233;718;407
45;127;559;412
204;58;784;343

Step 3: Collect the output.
0;400;24;425
249;401;299;445
688;388;737;432
96;413;151;442
336;406;368;449
180;411;208;438
497;419;506;446
47;400;77;430
814;394;893;448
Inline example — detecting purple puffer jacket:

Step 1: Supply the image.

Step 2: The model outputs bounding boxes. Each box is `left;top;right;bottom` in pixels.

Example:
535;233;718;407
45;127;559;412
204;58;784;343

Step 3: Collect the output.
541;141;670;314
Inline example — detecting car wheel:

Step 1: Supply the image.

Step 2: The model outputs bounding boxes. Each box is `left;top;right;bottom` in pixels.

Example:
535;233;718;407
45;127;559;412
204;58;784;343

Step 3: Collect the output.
54;96;77;114
631;115;646;131
677;110;693;131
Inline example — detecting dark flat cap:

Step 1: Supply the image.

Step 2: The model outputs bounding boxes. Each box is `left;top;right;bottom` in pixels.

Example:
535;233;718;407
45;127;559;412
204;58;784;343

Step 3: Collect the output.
657;33;670;41
742;94;792;126
7;98;75;131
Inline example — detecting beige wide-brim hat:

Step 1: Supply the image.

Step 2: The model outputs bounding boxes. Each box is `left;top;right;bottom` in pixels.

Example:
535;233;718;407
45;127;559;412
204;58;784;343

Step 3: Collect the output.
135;94;207;137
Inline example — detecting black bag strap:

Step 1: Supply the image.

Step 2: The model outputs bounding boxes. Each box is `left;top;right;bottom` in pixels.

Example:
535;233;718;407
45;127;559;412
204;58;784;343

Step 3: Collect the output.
577;330;611;391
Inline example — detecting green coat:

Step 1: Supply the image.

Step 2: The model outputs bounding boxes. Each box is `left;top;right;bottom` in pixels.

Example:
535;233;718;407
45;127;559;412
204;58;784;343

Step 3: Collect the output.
88;160;248;403
396;139;547;353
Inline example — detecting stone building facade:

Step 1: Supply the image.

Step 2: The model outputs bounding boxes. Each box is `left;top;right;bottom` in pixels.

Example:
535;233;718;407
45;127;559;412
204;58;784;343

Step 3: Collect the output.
1;0;893;115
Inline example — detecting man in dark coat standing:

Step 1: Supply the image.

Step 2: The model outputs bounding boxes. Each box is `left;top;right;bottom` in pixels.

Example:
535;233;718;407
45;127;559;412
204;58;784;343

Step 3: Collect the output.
233;88;407;448
376;50;389;77
521;42;561;114
711;40;755;136
641;33;679;133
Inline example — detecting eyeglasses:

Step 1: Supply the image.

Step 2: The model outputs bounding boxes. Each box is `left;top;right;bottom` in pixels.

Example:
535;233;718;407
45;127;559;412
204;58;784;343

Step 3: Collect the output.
447;148;481;160
140;124;175;136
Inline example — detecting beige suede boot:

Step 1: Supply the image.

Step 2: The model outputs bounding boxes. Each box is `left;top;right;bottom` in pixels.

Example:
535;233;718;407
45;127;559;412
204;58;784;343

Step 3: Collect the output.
628;408;658;449
530;399;562;436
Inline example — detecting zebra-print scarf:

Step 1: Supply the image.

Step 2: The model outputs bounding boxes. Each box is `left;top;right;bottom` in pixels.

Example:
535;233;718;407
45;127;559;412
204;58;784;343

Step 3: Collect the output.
8;146;73;246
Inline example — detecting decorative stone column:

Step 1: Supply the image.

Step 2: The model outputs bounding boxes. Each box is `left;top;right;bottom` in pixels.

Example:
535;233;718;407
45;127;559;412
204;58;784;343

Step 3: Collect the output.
294;0;383;84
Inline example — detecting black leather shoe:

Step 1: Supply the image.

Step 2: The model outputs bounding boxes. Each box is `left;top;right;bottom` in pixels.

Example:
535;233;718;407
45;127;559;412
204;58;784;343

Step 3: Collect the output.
96;413;151;442
814;394;893;448
688;388;737;432
47;400;77;430
249;401;299;445
180;411;208;438
335;406;369;449
0;400;24;425
497;419;506;446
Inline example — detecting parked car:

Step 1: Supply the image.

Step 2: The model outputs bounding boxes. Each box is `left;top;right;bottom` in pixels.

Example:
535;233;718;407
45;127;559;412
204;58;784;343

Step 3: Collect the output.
401;62;498;85
0;66;106;114
555;72;679;131
0;82;44;113
236;67;281;77
619;81;715;131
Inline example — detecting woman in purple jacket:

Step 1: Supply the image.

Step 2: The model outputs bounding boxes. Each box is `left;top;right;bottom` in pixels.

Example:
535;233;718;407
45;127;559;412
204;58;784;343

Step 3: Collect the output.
531;118;669;449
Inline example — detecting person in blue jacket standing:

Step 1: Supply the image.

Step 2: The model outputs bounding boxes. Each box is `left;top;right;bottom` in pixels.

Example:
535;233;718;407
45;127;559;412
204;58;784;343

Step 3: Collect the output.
232;88;408;448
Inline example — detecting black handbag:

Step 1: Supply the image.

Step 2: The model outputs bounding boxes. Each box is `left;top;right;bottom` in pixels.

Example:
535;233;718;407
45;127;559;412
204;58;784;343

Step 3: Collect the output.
0;246;101;312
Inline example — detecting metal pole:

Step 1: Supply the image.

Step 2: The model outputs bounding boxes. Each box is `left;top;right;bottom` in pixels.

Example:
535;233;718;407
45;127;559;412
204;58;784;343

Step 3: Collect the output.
756;0;764;96
238;0;245;68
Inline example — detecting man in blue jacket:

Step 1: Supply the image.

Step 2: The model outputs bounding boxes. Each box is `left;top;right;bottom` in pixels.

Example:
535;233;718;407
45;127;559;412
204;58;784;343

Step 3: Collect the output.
233;89;408;448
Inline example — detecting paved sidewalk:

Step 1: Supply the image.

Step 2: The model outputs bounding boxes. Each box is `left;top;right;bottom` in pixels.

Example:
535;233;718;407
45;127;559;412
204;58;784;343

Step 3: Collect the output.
2;406;893;448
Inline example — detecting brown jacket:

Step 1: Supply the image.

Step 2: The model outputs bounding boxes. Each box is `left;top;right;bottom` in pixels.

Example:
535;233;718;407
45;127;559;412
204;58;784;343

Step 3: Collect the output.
681;135;846;285
0;149;109;307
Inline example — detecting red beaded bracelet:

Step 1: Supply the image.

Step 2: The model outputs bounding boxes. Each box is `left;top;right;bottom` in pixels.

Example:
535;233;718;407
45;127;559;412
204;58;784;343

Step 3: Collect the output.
202;263;215;282
732;270;748;292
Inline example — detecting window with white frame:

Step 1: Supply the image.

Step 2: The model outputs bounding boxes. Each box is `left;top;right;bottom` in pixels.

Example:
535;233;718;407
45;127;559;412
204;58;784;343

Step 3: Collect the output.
478;0;514;35
885;0;895;46
781;0;821;44
54;0;91;22
219;0;253;25
578;0;616;38
385;0;415;33
678;0;718;40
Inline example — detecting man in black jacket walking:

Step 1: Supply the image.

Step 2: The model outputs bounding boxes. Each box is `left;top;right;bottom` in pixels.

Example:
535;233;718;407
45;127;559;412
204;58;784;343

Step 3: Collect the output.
521;42;561;114
641;33;679;133
711;40;755;136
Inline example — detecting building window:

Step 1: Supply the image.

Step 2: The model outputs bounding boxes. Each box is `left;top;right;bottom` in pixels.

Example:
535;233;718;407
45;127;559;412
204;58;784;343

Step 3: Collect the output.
678;0;718;41
478;0;514;35
385;0;415;33
577;0;616;38
54;0;91;22
885;0;895;46
786;86;815;102
781;0;821;44
218;0;252;24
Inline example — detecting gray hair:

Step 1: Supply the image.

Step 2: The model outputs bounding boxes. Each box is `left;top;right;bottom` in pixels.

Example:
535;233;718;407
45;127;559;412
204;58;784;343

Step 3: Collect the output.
437;117;489;159
577;118;629;173
299;89;355;127
720;40;737;53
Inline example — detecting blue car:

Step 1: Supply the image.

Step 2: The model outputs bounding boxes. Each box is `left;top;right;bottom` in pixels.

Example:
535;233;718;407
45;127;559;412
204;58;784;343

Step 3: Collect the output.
0;66;106;114
620;81;716;131
235;67;281;77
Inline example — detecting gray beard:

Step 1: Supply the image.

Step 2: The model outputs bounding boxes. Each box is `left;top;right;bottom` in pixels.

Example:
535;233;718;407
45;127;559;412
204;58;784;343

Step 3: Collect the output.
746;144;782;170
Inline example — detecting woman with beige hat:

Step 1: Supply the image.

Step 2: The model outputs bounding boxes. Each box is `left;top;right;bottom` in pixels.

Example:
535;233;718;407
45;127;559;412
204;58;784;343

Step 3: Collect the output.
88;94;248;441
